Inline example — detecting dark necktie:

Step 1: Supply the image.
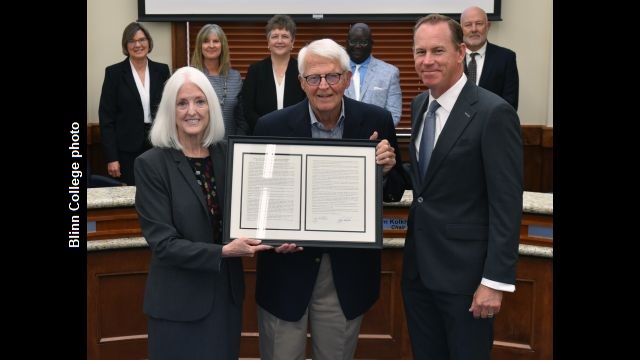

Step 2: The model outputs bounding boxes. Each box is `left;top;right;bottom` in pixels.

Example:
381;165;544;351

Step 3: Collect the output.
418;100;440;178
468;52;478;84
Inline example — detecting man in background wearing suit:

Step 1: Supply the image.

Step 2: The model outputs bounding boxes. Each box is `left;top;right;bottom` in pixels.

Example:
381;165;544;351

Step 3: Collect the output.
254;38;405;360
345;23;403;126
461;6;519;110
403;14;522;360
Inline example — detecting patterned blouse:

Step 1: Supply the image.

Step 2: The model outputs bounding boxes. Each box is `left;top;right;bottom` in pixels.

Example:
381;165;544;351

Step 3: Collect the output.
205;69;247;136
186;155;222;243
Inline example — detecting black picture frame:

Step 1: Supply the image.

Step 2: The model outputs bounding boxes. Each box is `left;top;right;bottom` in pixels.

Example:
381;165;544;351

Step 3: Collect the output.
223;136;383;248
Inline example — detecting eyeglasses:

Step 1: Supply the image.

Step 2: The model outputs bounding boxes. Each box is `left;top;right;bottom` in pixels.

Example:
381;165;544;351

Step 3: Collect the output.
348;40;369;47
128;37;148;45
302;73;343;86
176;99;208;111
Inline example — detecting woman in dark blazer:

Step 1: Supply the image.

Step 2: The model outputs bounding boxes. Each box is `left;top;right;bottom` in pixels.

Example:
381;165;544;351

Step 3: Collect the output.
241;14;306;134
134;67;272;360
99;22;170;185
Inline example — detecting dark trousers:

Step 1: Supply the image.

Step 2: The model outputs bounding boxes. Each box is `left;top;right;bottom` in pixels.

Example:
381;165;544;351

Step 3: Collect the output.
402;275;494;360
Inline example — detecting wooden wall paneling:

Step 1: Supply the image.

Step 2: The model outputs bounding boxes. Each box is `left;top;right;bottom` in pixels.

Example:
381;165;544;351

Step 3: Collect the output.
87;249;151;360
520;213;553;247
239;257;260;357
87;208;143;240
522;125;542;192
492;256;553;360
88;123;107;176
171;22;188;70
185;21;420;130
541;127;553;192
354;248;410;359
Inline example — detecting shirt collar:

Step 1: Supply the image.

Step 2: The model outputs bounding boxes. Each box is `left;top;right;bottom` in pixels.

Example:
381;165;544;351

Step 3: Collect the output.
350;55;372;70
466;42;487;58
308;98;346;128
428;73;468;114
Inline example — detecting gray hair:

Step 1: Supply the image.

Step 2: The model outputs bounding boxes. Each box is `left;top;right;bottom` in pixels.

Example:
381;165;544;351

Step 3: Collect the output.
266;14;296;39
149;67;225;149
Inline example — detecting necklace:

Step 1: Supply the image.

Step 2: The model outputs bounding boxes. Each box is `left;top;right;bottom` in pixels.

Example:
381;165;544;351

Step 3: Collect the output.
219;76;227;106
206;68;227;107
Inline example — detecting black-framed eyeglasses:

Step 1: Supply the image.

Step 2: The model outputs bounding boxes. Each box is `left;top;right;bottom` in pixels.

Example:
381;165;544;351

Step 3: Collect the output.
348;40;369;47
302;73;343;86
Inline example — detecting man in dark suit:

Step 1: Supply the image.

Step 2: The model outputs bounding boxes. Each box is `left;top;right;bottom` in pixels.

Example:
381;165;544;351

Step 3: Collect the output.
461;6;519;110
253;38;405;360
403;14;522;359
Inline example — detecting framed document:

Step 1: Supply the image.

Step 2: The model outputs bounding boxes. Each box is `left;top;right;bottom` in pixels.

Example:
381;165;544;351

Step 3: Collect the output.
223;136;383;248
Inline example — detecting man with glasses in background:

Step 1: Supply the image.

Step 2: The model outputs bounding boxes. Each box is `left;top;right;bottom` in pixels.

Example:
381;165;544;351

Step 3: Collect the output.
253;38;405;360
345;23;402;126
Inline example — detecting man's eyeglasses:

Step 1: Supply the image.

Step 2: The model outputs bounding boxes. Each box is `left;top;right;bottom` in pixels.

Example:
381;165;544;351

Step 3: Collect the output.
128;37;148;45
348;40;369;47
302;73;343;86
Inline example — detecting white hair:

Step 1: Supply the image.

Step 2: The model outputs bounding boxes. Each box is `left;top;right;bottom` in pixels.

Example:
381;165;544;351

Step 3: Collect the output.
297;38;350;75
149;66;225;149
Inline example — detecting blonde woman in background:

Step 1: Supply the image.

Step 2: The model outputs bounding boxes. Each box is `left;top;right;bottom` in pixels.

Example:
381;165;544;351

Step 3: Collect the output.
192;24;249;136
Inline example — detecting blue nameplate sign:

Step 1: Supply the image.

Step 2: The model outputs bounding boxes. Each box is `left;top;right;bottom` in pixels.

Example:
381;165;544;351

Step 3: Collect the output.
383;218;407;230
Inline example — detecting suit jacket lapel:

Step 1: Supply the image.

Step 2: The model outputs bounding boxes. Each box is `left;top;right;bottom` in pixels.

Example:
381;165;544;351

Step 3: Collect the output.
410;93;429;189
359;57;376;100
265;57;278;108
121;58;142;107
343;97;372;139
478;43;495;87
287;99;313;137
170;149;209;215
284;57;299;104
345;68;355;99
148;60;162;105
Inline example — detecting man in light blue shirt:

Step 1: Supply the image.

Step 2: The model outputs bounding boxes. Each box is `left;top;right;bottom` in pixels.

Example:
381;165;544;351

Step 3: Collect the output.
345;23;403;126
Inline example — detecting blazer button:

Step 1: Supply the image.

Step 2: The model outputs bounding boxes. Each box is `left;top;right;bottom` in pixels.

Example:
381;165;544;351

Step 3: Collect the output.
417;197;423;203
315;257;321;263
